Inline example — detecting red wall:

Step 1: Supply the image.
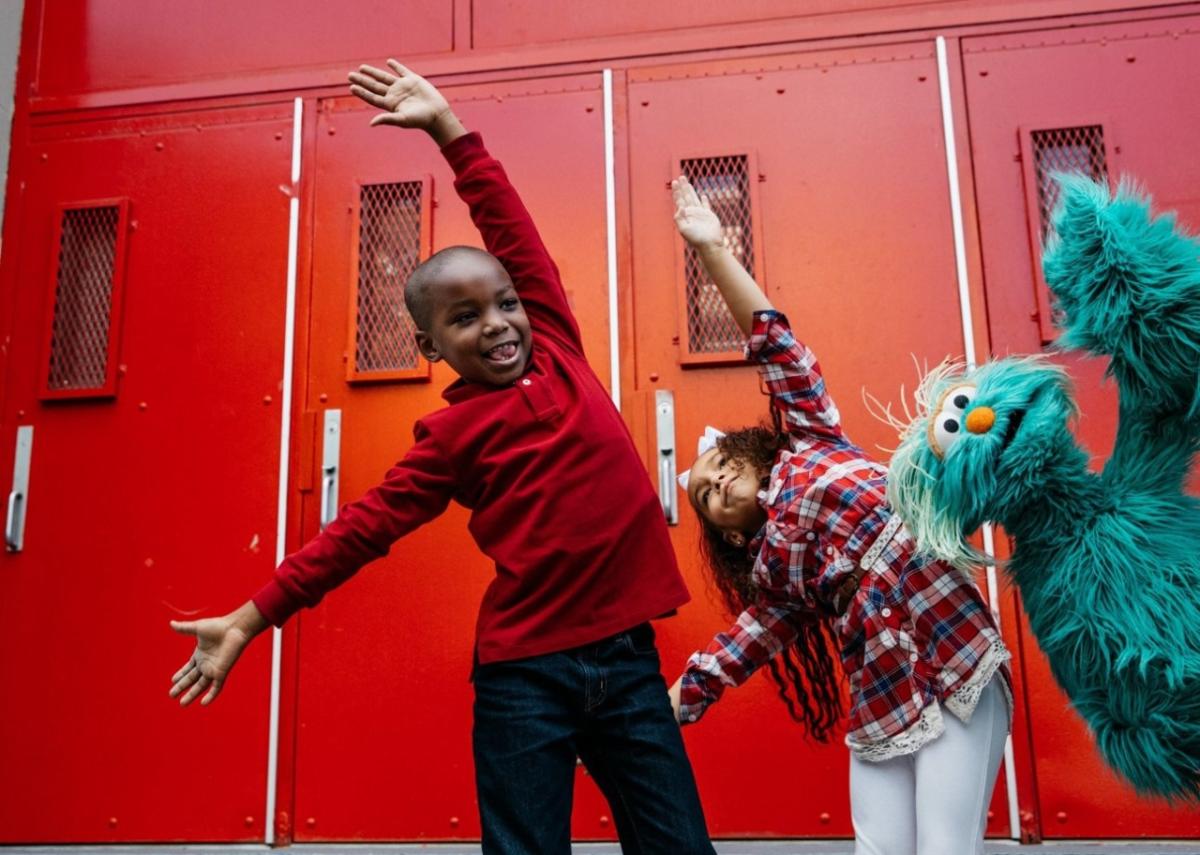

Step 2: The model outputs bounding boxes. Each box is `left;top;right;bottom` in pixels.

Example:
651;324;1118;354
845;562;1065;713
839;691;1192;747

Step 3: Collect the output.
3;0;1200;844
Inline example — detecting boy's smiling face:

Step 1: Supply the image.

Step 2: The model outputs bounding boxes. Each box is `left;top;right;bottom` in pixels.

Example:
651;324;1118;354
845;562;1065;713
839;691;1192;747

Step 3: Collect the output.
415;252;532;386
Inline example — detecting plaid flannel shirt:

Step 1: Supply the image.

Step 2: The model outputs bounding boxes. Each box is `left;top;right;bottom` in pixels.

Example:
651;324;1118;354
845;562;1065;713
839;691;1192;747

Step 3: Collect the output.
679;311;1011;760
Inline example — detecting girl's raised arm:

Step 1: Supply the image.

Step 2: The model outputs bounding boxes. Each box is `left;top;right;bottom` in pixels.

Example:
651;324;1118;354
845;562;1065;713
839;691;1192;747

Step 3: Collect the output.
672;177;843;442
672;177;772;335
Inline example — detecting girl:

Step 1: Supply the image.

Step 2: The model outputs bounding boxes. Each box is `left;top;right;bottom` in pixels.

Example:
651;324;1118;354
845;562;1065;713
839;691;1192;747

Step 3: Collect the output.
666;177;1012;855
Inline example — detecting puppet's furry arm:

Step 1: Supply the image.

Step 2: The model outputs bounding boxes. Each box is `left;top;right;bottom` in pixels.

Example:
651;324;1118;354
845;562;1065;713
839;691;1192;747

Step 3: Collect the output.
1043;175;1200;418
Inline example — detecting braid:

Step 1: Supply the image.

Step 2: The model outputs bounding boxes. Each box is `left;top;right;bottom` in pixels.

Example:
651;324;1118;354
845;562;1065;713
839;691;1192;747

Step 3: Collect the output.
762;617;844;742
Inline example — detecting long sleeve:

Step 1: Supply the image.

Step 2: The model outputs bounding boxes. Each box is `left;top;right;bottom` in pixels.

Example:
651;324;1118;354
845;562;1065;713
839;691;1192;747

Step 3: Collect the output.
747;309;844;443
440;132;583;354
677;601;810;724
252;421;457;625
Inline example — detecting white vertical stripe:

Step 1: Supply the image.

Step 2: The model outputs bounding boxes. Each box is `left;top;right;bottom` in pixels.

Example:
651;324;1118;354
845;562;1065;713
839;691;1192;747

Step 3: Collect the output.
265;95;303;845
603;68;621;411
936;36;1020;840
981;523;1001;626
936;36;977;370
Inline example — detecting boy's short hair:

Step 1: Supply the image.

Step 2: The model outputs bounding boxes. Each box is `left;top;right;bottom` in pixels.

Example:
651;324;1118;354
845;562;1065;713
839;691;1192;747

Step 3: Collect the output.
405;245;501;330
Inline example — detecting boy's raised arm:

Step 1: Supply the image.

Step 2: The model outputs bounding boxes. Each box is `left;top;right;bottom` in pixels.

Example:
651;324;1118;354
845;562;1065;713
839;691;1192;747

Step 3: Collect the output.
349;60;467;146
349;61;582;352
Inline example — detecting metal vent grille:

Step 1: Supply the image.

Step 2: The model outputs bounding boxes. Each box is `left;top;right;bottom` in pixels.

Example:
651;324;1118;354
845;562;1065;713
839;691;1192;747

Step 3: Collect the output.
356;181;424;374
1031;126;1108;243
681;156;756;354
47;205;120;391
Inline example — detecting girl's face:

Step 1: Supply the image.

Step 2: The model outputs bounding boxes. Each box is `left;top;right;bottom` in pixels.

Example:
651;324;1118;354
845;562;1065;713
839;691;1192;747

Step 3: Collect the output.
686;447;767;544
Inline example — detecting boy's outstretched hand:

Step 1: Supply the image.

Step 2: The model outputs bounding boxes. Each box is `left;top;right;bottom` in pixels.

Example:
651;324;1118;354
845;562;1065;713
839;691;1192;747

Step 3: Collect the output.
169;600;268;707
348;60;466;146
672;177;725;252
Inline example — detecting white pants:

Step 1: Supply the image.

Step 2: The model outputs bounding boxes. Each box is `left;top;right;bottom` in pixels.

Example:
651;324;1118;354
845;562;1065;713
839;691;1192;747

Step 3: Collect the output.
850;680;1009;855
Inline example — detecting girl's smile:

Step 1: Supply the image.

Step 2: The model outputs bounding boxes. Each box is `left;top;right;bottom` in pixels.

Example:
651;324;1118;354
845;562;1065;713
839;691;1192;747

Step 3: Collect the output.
686;447;767;541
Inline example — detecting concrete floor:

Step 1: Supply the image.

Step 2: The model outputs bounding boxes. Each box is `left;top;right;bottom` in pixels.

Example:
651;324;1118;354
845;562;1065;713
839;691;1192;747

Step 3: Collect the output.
4;843;1200;854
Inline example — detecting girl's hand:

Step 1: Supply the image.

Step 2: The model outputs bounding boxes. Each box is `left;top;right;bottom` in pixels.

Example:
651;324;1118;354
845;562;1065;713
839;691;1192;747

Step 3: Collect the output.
668;676;684;723
672;177;725;252
348;60;464;144
168;601;267;706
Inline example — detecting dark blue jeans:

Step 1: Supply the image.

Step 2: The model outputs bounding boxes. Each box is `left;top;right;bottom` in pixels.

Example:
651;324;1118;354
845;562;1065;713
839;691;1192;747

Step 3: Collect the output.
472;623;715;854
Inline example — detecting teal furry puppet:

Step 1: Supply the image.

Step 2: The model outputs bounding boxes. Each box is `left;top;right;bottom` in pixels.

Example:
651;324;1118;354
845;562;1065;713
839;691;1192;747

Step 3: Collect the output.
887;174;1200;801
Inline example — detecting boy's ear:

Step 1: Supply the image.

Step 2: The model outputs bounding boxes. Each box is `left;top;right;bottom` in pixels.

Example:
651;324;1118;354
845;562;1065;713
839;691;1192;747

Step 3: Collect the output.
415;331;441;363
722;530;747;548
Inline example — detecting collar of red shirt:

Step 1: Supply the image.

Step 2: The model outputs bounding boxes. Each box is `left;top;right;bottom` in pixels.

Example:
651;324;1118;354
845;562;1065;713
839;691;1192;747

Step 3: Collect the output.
440;342;542;404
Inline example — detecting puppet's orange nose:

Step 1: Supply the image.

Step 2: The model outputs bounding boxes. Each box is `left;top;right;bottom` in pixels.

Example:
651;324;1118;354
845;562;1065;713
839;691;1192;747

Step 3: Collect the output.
965;406;996;434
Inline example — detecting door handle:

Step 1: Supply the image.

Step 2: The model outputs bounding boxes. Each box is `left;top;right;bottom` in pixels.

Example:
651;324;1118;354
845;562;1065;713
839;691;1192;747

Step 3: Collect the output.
5;490;23;550
6;426;33;552
320;410;341;530
655;391;678;525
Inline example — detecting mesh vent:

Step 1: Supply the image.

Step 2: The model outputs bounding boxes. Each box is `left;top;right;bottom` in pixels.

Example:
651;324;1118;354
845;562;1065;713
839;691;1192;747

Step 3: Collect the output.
1031;126;1108;243
47;206;120;391
356;182;424;374
681;156;756;354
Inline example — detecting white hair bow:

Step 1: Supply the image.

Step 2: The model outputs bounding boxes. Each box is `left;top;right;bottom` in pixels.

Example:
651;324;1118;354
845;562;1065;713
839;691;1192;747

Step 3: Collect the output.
677;426;726;491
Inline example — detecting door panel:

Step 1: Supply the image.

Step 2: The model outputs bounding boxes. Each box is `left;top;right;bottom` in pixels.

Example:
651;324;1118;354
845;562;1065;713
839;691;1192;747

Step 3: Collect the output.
964;16;1200;838
0;105;292;842
294;78;616;840
627;46;1011;837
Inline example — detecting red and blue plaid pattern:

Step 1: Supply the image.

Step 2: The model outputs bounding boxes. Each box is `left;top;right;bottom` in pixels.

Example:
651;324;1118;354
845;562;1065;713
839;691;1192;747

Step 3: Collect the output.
680;311;1011;758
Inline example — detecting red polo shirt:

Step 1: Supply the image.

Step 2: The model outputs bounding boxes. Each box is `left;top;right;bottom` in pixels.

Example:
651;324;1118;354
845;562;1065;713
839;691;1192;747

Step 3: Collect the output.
253;132;690;663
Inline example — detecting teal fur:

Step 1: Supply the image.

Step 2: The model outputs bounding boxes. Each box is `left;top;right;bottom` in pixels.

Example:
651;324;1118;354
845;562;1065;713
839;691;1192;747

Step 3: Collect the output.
888;176;1200;801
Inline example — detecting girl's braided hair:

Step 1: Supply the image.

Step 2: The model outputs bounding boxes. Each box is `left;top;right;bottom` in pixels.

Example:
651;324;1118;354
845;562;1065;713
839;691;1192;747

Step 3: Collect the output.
696;408;844;741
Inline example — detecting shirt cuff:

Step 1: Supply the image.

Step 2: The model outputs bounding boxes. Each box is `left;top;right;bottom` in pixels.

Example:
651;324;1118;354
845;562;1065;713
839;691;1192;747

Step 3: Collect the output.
745;309;786;361
251;577;300;628
440;130;486;175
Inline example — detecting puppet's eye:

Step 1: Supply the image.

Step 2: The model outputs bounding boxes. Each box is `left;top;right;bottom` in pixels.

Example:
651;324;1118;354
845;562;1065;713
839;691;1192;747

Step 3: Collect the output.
926;384;974;458
932;415;964;457
945;385;976;413
928;383;977;458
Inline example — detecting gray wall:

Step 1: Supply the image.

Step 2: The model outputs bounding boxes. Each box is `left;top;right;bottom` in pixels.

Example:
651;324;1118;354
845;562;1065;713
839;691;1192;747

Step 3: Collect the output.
0;0;22;236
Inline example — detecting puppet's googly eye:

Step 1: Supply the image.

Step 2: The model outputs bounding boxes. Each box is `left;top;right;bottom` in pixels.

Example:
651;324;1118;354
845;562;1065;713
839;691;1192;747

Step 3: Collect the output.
944;385;976;413
932;414;964;458
927;383;977;458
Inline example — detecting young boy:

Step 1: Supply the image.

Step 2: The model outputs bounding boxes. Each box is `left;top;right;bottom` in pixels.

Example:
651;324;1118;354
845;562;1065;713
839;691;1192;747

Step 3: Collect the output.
169;61;715;854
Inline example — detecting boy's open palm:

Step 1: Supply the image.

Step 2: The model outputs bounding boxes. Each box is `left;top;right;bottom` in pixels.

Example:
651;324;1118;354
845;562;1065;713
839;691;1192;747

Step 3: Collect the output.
169;616;254;706
348;60;450;129
672;177;725;251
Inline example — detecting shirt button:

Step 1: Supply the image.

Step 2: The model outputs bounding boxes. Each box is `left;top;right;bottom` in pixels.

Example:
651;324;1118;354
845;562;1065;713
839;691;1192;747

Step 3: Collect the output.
806;532;815;541
687;714;698;722
825;546;834;555
909;653;919;663
520;378;532;386
881;607;892;618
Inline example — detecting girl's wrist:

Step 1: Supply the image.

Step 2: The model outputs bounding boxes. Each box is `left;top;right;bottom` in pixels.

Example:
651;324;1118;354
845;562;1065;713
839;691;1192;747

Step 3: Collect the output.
695;242;729;260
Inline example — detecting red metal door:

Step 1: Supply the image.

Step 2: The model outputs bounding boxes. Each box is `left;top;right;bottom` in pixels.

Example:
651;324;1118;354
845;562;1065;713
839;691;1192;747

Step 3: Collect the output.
0;103;295;841
290;76;621;841
963;14;1200;838
625;46;1012;838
